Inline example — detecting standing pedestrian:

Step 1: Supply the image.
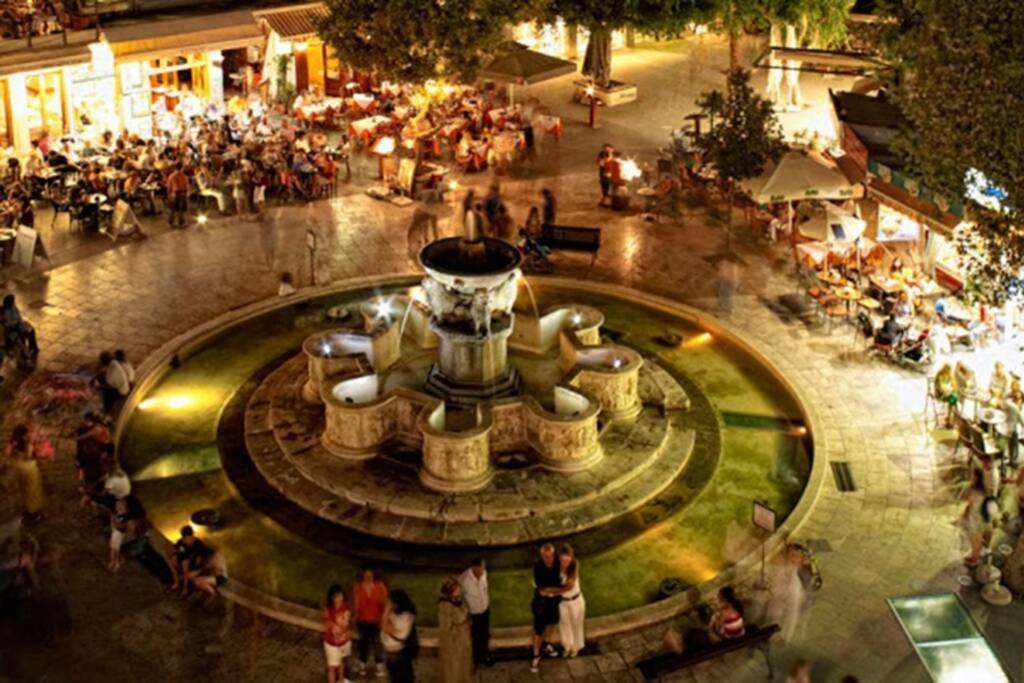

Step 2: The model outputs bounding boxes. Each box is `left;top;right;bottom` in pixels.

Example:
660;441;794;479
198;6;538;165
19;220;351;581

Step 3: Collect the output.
113;350;136;392
597;144;614;207
5;424;43;522
352;568;388;678
554;544;585;658
541;188;556;228
483;183;502;225
323;583;353;683
530;543;562;673
382;589;418;683
438;578;473;682
94;351;129;415
166;162;190;228
459;557;492;667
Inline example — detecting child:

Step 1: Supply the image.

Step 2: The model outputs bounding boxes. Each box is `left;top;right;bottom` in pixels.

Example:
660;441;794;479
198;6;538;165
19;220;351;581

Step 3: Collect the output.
278;272;296;297
108;497;130;571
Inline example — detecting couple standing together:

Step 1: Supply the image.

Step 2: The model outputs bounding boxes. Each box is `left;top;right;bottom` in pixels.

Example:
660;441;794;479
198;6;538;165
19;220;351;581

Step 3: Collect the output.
531;543;585;673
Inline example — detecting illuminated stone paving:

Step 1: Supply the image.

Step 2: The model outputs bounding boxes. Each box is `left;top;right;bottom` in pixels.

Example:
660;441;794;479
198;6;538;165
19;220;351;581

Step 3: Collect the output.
2;39;1021;683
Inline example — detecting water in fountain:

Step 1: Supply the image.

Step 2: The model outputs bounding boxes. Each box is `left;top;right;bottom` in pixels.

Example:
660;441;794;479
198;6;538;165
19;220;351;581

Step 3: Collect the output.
520;277;541;320
397;298;415;341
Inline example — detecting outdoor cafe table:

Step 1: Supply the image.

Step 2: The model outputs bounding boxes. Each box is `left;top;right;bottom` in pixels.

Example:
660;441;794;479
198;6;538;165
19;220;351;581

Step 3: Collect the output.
349;115;392;144
439;119;468;142
870;275;903;296
298;97;344;119
979;406;1007;434
834;286;862;313
487;105;520;127
353;93;376;111
817;270;846;287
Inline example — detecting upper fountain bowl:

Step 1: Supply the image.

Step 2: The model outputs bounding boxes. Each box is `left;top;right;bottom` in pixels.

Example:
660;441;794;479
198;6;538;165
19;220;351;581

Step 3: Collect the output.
420;237;522;290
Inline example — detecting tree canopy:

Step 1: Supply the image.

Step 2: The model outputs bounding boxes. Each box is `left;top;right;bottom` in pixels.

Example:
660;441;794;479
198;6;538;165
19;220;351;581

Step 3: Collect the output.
544;0;713;35
545;0;713;86
695;68;786;185
319;0;539;84
882;0;1024;300
695;68;786;248
713;0;853;69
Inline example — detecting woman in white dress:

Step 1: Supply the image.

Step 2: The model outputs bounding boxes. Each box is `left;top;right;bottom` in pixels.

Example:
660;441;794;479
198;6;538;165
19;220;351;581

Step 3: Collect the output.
554;544;585;658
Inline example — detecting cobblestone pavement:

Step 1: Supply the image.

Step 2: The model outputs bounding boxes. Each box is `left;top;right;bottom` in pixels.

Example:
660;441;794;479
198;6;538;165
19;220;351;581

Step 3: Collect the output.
2;38;1022;683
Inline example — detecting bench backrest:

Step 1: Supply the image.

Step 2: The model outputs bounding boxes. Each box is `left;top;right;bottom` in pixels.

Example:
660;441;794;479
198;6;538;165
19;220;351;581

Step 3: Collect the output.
636;624;780;680
541;224;601;250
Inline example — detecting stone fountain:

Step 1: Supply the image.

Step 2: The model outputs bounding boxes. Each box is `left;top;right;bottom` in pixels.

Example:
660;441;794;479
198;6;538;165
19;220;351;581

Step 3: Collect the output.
242;229;693;536
419;233;522;403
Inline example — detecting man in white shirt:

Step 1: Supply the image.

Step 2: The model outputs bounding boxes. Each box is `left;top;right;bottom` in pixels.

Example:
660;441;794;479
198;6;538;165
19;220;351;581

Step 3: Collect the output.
97;351;130;414
459;558;492;667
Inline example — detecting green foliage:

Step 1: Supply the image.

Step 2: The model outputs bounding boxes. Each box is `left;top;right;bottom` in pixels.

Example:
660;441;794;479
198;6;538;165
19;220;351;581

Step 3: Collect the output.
319;0;539;84
882;0;1024;300
274;55;297;109
712;0;853;46
547;0;713;84
694;68;786;185
544;0;714;34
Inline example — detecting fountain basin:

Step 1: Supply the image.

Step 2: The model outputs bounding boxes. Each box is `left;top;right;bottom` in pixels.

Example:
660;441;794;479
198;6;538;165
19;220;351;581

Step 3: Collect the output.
419;403;494;493
301;331;371;403
569;346;644;420
419;236;522;288
524;387;602;472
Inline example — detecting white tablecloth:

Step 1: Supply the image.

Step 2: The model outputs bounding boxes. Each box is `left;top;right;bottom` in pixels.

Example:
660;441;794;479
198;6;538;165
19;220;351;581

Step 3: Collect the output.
351;115;391;135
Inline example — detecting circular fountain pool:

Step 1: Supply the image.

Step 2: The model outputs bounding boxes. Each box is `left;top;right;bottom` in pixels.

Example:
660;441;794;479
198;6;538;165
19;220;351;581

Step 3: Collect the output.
118;277;814;631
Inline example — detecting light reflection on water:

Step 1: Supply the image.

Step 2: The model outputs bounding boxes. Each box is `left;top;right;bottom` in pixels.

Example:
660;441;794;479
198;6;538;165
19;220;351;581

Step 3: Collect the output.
120;282;810;627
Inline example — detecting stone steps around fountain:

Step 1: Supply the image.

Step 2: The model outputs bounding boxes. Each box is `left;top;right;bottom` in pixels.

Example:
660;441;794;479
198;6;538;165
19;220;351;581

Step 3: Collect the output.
242;353;703;546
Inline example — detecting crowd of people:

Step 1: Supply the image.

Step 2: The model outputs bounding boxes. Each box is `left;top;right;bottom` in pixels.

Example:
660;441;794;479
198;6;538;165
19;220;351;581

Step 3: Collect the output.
0;94;351;238
312;543;586;683
0;0;70;39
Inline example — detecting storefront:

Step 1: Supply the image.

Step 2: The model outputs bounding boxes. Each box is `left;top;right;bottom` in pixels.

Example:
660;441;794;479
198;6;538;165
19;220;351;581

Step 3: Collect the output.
103;11;264;137
0;30;100;152
256;3;343;98
866;160;965;289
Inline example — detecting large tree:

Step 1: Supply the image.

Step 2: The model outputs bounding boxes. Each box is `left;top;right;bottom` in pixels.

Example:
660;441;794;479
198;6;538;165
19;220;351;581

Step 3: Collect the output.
881;0;1024;301
319;0;538;84
544;0;714;88
695;68;786;251
716;0;854;71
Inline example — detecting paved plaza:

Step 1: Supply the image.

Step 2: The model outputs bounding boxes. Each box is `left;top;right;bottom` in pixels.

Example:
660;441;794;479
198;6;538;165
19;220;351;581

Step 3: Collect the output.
1;38;1021;683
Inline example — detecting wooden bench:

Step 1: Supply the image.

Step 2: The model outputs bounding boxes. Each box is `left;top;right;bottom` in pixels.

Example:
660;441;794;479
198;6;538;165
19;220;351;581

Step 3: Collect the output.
538;224;601;272
634;624;780;681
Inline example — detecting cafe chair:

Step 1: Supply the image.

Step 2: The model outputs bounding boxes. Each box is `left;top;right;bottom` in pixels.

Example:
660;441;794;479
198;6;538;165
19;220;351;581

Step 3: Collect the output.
851;311;875;353
49;197;73;230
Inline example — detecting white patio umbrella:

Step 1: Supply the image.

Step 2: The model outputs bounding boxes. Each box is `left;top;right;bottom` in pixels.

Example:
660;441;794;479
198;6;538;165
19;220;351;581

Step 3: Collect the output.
742;150;862;240
742;151;859;204
797;203;866;243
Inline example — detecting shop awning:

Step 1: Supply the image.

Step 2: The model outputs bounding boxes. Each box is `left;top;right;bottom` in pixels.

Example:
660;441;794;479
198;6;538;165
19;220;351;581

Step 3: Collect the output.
0;31;95;77
103;10;264;61
255;3;329;41
480;42;577;85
